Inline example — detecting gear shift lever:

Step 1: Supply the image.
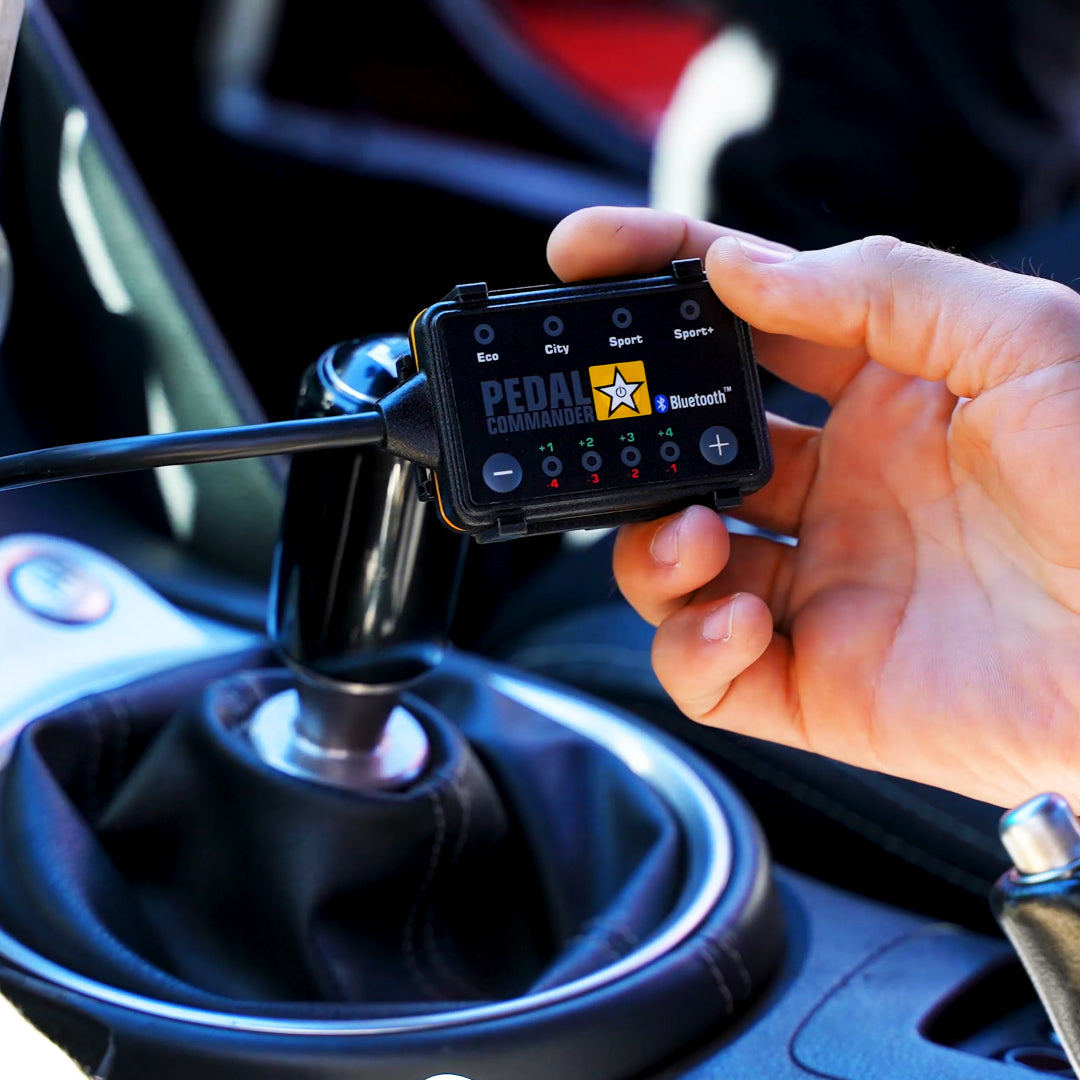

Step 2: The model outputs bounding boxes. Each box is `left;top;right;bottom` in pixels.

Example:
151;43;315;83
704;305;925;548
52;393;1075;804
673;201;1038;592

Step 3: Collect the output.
249;337;467;790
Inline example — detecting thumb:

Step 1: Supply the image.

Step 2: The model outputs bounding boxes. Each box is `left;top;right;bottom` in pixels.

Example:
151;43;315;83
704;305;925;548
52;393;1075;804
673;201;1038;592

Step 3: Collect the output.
706;234;1080;399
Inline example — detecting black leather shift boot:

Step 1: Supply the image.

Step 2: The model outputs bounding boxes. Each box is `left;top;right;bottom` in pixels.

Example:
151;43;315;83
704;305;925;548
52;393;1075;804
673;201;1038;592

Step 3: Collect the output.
0;662;683;1017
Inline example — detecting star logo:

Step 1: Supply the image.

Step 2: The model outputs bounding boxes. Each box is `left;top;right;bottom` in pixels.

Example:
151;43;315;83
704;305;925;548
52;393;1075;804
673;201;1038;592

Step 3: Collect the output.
588;361;652;421
597;368;642;414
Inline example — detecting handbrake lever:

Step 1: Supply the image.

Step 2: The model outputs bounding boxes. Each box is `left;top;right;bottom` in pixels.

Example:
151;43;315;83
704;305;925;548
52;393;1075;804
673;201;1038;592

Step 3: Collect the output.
993;792;1080;1074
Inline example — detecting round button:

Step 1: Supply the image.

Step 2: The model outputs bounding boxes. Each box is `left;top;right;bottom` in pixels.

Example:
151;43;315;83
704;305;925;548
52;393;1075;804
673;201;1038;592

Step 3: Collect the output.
659;440;681;462
541;455;563;477
473;323;495;346
482;452;522;493
699;425;739;466
543;315;564;337
680;298;701;320
581;450;603;472
621;445;642;467
8;554;113;625
611;307;633;329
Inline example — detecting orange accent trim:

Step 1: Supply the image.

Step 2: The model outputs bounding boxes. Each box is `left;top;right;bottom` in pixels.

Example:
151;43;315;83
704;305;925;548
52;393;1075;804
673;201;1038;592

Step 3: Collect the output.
433;474;465;533
409;309;464;534
407;308;426;355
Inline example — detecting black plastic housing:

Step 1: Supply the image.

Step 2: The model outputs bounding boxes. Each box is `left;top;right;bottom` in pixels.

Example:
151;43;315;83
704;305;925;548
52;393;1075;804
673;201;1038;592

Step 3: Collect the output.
410;260;773;542
270;339;466;684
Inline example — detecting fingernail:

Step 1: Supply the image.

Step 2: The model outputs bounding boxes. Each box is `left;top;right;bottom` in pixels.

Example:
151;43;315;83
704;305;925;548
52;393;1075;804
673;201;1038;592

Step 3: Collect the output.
702;595;741;643
650;510;686;566
735;238;796;264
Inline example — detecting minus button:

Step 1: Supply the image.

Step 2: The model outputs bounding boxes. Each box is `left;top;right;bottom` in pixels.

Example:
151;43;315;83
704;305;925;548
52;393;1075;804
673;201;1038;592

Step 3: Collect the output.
482;453;523;493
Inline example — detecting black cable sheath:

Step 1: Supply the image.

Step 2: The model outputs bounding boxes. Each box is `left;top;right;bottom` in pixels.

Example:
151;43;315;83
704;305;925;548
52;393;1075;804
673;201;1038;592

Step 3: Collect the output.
0;411;386;492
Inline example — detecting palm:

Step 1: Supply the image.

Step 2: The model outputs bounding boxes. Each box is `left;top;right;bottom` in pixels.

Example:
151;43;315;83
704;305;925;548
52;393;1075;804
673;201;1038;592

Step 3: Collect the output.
753;355;1080;806
546;204;1080;807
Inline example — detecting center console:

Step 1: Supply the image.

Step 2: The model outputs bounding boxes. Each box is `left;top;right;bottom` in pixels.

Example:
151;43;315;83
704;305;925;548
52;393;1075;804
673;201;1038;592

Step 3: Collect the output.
0;342;1068;1080
0;530;1057;1080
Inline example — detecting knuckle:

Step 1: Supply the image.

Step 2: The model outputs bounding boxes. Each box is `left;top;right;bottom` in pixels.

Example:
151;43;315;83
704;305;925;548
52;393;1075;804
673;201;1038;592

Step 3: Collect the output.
1032;278;1080;333
678;699;712;724
651;635;719;722
650;635;690;704
854;235;909;356
666;684;714;723
997;279;1080;379
856;234;906;267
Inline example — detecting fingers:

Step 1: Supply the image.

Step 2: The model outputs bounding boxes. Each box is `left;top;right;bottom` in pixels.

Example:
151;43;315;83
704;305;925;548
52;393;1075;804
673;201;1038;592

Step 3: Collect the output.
550;208;1080;402
615;502;798;628
652;593;774;709
546;206;866;402
616;515;809;750
614;415;820;627
750;333;867;406
613;504;730;626
684;532;795;623
735;414;819;536
547;206;794;283
706;234;1080;399
650;594;805;747
612;412;820;629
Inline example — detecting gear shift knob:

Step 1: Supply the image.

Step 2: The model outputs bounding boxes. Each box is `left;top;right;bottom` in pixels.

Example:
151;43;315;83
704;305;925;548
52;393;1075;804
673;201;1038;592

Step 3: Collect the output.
252;337;467;790
269;337;465;682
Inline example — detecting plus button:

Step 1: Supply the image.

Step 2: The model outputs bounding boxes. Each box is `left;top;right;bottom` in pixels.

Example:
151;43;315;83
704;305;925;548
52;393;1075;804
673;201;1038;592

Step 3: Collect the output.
698;425;739;466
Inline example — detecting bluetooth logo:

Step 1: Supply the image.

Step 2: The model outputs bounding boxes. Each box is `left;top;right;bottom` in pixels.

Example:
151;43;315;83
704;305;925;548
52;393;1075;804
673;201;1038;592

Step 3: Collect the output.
654;394;669;413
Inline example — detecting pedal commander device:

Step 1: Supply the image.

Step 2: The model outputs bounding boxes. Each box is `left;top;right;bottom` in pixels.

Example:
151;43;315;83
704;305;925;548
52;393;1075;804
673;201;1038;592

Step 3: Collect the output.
408;258;772;542
0;260;772;546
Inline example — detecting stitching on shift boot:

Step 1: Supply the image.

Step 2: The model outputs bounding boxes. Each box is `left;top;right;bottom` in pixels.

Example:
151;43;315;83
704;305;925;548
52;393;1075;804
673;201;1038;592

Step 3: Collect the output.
421;771;488;1001
566;919;639;967
402;790;449;1001
699;939;735;1014
718;936;753;999
402;791;447;1000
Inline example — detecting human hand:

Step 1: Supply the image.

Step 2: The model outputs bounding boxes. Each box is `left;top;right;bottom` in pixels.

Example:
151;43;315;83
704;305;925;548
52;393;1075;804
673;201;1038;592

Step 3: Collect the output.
548;206;1080;810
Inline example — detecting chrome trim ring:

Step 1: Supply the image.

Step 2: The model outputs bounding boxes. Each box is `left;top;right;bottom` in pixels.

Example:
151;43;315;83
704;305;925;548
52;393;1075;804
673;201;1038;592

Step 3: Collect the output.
0;670;733;1035
246;690;430;792
318;347;390;406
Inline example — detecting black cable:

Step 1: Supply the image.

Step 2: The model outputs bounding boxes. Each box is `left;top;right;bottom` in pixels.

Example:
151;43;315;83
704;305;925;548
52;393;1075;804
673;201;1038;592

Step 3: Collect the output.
0;411;386;492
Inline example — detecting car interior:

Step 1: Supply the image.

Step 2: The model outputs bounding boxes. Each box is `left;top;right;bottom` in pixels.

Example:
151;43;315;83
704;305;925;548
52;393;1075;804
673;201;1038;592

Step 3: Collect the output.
2;1;1079;1077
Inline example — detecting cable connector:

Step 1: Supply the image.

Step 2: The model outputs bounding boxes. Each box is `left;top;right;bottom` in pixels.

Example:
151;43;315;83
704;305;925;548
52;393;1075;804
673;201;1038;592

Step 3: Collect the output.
378;372;440;470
